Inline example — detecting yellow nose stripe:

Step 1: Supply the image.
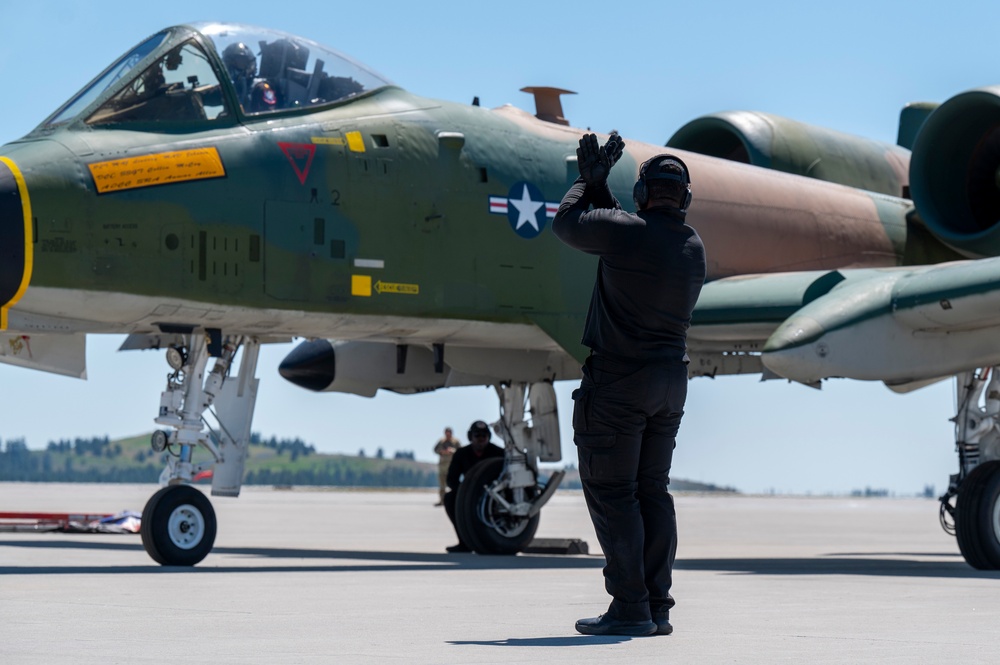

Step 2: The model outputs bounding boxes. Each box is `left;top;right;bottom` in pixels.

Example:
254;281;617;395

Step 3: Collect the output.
0;156;33;331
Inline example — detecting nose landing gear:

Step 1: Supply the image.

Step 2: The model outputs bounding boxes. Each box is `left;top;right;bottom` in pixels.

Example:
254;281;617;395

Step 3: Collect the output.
136;330;260;566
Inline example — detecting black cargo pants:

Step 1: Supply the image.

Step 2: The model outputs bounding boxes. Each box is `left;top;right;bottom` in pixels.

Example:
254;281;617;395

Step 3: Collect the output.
443;488;464;545
571;352;687;622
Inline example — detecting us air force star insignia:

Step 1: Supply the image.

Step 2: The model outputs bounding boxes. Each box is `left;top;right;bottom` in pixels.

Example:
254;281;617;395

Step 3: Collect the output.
486;181;559;239
509;184;543;232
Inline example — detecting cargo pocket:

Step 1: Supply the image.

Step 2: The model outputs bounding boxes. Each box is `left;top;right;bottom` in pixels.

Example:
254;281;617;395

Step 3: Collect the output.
573;431;616;449
571;386;592;433
574;432;617;482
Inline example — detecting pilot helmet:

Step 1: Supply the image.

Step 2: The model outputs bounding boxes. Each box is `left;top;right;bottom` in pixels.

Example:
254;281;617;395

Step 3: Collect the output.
222;42;257;82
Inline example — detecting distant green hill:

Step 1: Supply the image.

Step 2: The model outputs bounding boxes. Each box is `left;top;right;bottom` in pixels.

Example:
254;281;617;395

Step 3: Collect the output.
0;433;436;487
0;433;736;492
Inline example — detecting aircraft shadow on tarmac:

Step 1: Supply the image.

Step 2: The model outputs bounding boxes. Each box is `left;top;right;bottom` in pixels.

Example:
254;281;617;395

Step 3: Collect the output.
1;538;999;579
0;538;603;574
448;636;634;647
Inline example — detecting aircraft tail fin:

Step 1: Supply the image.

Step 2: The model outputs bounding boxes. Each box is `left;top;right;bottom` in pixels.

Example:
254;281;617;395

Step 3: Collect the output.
897;102;938;150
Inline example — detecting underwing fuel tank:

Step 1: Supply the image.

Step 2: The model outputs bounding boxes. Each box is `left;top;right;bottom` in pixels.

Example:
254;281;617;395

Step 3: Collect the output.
278;339;454;396
278;339;460;397
761;258;1000;384
279;339;580;396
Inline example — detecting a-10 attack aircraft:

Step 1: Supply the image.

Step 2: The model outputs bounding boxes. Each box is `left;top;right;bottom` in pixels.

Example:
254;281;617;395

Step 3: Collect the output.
5;22;1000;568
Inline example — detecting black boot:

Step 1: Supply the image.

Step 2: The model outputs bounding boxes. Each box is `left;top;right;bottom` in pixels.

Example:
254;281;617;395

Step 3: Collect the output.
652;612;673;635
575;614;656;636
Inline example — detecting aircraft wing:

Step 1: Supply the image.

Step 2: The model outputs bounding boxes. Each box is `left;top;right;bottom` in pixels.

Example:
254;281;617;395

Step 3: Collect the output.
690;258;1000;387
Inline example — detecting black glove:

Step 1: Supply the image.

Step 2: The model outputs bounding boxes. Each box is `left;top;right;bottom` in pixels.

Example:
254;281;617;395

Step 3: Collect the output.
577;132;624;186
603;131;624;170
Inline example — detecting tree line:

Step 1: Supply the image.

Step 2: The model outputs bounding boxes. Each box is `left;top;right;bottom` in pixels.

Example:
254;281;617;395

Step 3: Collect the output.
0;435;432;487
245;463;435;487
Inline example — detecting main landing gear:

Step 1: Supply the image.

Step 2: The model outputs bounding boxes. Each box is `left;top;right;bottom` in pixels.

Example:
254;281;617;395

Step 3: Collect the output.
139;331;260;566
453;382;565;555
939;368;1000;569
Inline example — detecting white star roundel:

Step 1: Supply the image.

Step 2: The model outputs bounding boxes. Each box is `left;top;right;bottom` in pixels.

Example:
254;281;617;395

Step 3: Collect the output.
487;181;558;239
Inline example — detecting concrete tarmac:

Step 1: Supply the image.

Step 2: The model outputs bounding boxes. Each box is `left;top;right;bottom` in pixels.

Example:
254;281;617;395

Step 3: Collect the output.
1;483;998;664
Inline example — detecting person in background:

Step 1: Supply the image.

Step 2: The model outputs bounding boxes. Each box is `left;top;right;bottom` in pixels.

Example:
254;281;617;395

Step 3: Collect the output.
433;427;461;506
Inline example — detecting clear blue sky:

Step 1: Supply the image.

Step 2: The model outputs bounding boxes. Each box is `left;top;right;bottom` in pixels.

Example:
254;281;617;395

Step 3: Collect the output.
2;0;995;494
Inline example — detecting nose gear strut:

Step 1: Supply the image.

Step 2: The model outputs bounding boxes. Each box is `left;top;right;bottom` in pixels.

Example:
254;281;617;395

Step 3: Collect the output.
139;330;261;566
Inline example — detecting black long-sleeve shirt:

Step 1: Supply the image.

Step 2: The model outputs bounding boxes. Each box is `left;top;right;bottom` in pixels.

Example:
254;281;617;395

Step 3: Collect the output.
552;178;706;362
446;442;504;492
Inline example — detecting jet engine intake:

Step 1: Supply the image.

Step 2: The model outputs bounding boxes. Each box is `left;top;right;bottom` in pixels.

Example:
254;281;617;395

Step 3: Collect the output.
909;87;1000;258
667;110;910;198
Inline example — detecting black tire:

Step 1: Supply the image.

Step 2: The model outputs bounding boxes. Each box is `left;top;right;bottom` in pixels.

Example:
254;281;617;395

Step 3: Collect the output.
455;457;540;555
956;461;1000;570
140;485;217;566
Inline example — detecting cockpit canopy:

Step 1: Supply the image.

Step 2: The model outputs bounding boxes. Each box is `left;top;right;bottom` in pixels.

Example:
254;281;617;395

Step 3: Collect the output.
43;23;392;129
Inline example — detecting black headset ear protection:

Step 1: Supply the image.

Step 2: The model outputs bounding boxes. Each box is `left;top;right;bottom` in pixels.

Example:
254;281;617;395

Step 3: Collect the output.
633;155;692;211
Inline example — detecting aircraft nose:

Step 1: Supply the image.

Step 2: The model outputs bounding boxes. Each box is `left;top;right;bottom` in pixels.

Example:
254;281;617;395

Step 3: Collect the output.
278;339;336;391
0;157;31;330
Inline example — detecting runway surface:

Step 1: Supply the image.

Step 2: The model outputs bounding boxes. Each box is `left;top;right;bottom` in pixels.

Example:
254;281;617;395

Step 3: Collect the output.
1;483;998;664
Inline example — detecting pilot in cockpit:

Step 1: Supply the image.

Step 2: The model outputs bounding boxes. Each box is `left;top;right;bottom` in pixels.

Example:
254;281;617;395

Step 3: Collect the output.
222;42;282;114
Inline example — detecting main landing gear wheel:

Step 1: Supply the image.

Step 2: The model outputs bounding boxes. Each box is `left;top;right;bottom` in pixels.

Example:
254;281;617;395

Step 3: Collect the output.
455;458;540;555
140;485;217;566
956;461;1000;570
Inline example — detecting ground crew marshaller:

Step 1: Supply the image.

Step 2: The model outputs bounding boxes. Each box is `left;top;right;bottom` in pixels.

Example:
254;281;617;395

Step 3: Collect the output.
552;133;706;637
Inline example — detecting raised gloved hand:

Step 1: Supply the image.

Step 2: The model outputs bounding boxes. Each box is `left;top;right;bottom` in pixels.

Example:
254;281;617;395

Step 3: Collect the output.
603;131;624;170
577;132;624;186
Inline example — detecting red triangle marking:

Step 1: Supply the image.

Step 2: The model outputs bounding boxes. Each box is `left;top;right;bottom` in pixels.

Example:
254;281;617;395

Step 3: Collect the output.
278;142;317;185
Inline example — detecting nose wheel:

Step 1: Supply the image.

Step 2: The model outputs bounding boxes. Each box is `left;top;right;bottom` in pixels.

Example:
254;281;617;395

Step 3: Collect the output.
140;485;217;566
455;457;541;555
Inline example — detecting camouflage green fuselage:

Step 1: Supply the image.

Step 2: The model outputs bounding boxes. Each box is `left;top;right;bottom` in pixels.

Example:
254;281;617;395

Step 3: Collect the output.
2;84;939;362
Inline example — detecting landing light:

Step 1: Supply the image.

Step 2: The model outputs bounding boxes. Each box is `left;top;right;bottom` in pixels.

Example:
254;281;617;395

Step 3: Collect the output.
151;430;169;453
166;346;186;371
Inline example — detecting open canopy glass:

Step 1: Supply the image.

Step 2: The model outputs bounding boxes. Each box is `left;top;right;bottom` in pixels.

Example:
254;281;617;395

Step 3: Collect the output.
44;23;393;128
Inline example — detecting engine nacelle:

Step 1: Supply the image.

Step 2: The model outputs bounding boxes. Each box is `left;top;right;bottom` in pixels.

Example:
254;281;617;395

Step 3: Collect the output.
909;87;1000;258
667;110;910;198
